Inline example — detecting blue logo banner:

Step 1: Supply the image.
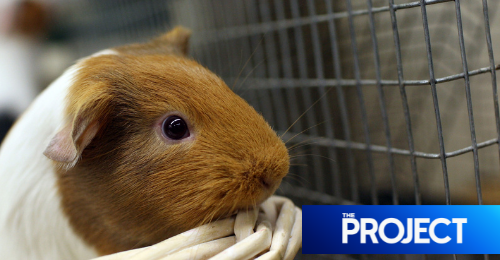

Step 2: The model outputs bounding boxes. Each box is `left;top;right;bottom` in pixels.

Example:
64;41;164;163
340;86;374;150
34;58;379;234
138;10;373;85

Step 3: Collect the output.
303;205;500;254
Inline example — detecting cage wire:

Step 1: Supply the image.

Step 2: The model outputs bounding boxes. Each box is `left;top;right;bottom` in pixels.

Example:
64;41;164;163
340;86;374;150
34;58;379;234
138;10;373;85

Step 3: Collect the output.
55;0;500;259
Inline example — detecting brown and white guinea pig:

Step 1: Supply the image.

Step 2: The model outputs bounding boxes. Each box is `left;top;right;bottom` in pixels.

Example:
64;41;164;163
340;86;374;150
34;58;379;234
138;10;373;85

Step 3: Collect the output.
0;27;289;260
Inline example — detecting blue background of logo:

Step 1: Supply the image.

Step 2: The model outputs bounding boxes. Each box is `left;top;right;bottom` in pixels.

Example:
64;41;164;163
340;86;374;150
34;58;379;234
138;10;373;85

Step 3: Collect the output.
303;205;500;254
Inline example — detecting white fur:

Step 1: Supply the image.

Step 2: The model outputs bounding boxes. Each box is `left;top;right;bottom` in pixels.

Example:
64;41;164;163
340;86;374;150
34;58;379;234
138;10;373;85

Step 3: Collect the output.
0;49;118;260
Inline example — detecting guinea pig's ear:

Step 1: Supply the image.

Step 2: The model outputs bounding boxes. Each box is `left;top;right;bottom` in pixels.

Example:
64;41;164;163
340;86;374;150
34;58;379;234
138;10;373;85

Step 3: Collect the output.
154;26;192;56
44;115;100;165
116;26;192;56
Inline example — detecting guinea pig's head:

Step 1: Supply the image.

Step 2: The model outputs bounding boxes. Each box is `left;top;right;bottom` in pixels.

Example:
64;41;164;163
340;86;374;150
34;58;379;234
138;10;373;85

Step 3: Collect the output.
43;27;289;255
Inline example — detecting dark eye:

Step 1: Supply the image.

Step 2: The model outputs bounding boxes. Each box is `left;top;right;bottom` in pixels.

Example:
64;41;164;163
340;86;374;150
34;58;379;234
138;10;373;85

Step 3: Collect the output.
162;116;190;140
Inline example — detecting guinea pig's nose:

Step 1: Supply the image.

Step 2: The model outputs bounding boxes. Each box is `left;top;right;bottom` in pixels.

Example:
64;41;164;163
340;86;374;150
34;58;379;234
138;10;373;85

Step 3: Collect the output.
259;172;282;190
260;176;273;189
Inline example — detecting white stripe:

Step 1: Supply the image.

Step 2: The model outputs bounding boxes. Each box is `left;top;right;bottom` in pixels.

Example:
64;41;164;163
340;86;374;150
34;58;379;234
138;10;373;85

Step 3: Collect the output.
0;49;117;259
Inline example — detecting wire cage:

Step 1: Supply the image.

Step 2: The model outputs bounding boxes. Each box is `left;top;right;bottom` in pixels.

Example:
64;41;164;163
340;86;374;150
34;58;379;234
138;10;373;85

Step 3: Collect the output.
55;0;500;259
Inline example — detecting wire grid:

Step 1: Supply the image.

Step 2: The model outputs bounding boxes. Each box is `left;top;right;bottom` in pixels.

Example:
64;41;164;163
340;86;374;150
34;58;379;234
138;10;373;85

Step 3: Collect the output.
167;1;500;258
164;0;500;207
62;0;500;259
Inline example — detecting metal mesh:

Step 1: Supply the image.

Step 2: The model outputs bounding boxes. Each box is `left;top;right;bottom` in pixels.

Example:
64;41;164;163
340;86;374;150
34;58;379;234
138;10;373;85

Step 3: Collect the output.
162;0;500;207
60;0;500;259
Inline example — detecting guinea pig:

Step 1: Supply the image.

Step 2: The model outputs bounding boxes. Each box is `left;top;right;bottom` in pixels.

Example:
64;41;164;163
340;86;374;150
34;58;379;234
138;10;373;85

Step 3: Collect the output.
0;26;290;260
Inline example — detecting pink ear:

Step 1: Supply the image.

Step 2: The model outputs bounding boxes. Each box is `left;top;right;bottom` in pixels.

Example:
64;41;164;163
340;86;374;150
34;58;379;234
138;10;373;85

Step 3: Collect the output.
44;120;100;164
44;124;78;162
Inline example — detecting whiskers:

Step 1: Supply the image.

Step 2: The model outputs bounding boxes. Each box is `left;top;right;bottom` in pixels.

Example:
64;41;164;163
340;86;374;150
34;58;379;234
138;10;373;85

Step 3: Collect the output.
232;36;264;91
231;35;267;96
282;172;309;186
291;153;337;164
279;87;335;140
229;31;343;207
235;59;266;96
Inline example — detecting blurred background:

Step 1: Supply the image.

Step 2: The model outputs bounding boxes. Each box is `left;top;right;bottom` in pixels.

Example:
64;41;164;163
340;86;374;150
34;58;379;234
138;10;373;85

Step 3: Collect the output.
1;0;500;259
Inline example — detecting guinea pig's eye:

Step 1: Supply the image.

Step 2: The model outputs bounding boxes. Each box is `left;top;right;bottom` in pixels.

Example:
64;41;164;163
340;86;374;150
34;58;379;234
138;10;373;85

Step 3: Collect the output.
162;116;190;140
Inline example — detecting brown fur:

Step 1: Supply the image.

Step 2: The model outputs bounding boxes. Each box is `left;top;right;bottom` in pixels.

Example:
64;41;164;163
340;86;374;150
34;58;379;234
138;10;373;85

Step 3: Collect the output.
115;27;191;56
50;27;289;255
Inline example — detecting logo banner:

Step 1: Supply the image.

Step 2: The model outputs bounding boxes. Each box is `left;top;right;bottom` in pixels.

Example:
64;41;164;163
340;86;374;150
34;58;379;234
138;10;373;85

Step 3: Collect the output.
303;205;500;254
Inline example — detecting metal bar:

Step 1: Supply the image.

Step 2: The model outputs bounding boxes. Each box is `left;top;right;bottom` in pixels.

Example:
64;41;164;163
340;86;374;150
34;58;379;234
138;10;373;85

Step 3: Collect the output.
195;0;455;43
388;0;421;205
189;0;213;72
454;0;482;204
281;132;499;160
227;64;500;89
367;0;398;205
482;0;500;177
230;0;262;111
446;139;498;158
306;0;342;197
272;0;309;187
258;0;316;193
325;0;360;203
201;0;224;75
212;1;236;78
290;0;325;192
244;0;276;126
203;0;225;76
346;0;378;205
77;0;170;34
420;0;450;205
258;0;289;131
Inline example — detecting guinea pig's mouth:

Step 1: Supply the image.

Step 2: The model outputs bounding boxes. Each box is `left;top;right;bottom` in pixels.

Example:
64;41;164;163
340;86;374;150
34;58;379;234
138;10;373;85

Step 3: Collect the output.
226;187;279;217
208;171;284;221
